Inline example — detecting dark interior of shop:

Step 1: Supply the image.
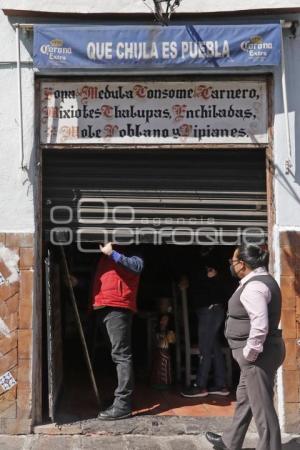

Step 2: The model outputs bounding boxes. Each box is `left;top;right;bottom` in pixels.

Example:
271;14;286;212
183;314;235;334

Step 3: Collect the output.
42;243;241;423
41;147;267;422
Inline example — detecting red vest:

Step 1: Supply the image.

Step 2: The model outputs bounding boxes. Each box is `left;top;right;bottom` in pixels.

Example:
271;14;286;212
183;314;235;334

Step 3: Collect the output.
92;255;140;312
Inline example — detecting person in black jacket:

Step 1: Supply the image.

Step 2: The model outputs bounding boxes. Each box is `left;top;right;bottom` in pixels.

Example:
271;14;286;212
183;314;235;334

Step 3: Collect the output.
181;262;232;397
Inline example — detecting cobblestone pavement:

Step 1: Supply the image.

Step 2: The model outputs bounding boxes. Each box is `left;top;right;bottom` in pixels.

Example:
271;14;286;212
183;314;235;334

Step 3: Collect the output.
0;433;300;450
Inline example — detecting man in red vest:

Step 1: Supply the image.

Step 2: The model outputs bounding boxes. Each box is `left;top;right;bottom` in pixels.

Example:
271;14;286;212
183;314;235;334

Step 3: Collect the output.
92;242;143;420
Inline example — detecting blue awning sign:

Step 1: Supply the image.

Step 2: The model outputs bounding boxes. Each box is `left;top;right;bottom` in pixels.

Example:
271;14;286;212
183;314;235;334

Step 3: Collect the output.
33;24;281;69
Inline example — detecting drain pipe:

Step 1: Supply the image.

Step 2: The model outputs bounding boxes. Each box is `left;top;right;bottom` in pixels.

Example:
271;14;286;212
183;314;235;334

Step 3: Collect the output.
280;20;296;175
273;224;286;432
277;20;298;431
15;23;26;170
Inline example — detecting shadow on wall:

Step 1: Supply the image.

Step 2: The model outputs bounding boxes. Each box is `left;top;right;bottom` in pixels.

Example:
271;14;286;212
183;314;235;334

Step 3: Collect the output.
296;114;300;185
270;153;300;210
269;156;300;300
280;230;300;297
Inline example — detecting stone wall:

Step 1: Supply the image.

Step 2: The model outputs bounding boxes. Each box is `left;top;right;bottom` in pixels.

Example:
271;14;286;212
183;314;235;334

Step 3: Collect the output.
0;233;33;433
280;231;300;433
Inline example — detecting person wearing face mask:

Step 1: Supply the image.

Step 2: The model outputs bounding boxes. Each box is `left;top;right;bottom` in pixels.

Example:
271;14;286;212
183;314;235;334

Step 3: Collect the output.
181;263;231;398
205;243;285;450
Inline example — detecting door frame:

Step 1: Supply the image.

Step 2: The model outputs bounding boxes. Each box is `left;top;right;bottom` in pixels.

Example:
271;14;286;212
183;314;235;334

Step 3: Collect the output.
32;72;275;425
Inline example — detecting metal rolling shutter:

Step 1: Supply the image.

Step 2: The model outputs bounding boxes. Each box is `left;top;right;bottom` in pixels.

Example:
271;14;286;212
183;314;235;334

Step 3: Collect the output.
43;148;267;245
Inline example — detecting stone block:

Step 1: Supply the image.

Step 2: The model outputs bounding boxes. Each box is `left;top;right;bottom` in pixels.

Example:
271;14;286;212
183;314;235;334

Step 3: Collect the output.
0;331;17;357
280;231;300;248
17;387;32;418
0;434;26;448
20;248;34;270
281;247;296;277
17;359;31;390
0;417;32;434
5;234;33;248
19;271;33;330
30;435;76;450
281;309;297;339
0;282;19;303
284;403;300;434
0;348;17;373
17;330;32;359
283;339;298;370
283;370;300;402
5;313;18;333
5;294;19;315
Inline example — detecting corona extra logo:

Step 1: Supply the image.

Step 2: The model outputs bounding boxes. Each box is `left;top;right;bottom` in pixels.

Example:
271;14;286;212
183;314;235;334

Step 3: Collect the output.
50;38;64;47
249;36;263;45
40;39;72;61
240;35;273;58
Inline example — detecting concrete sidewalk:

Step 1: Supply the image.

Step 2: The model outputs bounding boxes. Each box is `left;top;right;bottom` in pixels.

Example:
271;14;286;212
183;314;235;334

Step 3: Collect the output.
1;434;300;450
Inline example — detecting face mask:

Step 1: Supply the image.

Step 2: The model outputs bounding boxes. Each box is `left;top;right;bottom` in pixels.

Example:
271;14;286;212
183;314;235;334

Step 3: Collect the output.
230;264;240;279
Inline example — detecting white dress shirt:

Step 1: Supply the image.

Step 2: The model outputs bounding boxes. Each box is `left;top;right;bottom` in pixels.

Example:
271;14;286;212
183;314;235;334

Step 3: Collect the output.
235;267;271;362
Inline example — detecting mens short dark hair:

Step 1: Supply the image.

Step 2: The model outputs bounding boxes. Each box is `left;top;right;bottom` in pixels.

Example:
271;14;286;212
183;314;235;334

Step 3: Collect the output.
237;243;269;270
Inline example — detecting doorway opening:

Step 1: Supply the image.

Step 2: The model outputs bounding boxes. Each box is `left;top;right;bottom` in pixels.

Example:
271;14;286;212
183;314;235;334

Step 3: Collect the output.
41;147;268;423
44;243;241;423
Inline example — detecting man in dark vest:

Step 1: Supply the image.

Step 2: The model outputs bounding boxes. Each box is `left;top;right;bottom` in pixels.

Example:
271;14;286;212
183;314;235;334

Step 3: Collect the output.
205;243;285;450
92;242;143;420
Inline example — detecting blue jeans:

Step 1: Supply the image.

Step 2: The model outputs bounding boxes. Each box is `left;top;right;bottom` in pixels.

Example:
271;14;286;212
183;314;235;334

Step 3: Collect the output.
196;305;226;388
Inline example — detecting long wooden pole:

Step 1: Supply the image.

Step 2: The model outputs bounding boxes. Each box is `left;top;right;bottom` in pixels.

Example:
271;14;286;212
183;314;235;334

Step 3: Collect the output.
60;246;101;407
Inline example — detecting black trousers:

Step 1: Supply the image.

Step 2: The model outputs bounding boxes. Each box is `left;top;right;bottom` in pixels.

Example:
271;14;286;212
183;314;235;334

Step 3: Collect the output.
98;307;134;410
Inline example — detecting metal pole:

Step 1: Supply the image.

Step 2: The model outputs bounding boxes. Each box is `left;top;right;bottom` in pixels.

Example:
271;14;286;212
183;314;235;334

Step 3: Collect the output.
12;20;296;31
15;24;26;170
280;24;293;174
60;246;101;407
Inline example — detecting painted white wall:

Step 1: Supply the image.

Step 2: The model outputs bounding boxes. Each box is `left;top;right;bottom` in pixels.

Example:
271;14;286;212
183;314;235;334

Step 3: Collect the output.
0;13;32;62
273;26;300;227
1;8;300;231
0;13;34;231
2;0;300;14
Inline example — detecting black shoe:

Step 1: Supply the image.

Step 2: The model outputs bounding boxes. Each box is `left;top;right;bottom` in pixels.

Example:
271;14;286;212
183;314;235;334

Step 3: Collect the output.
180;385;208;398
97;405;132;420
208;386;230;396
205;431;229;449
